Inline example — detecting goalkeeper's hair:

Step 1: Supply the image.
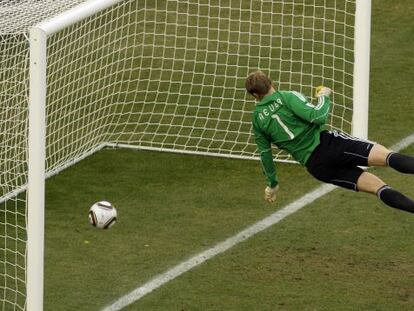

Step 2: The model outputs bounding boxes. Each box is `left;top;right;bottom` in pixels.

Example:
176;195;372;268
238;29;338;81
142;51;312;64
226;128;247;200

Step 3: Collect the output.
245;70;272;99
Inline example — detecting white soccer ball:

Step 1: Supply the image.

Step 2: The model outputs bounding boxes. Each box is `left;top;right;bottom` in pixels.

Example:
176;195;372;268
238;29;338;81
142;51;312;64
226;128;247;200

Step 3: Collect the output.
88;201;117;229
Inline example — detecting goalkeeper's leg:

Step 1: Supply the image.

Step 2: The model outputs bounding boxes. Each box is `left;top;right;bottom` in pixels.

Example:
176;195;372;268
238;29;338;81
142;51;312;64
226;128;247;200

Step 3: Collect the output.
368;144;414;173
357;172;414;214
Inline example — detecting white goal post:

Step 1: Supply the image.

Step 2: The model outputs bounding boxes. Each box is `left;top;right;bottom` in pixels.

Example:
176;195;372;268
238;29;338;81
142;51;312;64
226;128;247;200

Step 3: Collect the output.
352;0;371;139
27;1;122;308
0;0;371;309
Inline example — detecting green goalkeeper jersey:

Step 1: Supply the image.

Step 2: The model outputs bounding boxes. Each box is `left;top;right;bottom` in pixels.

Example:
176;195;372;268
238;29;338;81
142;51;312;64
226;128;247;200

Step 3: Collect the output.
252;90;331;187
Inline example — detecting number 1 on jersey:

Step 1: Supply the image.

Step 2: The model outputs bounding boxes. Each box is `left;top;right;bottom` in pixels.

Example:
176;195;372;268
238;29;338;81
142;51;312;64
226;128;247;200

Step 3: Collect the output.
272;114;295;139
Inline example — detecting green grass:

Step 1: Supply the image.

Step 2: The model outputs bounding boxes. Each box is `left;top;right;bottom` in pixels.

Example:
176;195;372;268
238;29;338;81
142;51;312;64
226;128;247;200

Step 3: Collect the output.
44;149;414;310
44;149;320;310
41;0;414;310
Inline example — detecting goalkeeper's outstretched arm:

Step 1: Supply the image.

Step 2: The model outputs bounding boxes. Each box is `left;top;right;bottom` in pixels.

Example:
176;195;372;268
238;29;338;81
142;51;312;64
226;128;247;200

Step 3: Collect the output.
253;122;279;203
260;149;279;203
284;86;332;125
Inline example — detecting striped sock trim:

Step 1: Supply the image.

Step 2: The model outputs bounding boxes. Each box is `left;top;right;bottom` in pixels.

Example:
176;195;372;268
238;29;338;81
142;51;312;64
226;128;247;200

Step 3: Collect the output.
385;152;396;166
376;185;391;199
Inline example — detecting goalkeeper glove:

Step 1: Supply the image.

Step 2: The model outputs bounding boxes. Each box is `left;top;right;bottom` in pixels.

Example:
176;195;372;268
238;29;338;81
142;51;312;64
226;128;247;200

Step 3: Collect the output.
315;85;332;97
264;185;279;203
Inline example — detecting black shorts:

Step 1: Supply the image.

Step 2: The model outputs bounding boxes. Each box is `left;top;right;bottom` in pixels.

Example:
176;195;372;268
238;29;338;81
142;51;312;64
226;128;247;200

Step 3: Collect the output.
305;130;374;191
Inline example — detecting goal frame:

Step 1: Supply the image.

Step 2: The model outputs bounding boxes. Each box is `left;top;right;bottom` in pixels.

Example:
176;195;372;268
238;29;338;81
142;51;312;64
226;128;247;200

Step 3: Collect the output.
26;0;371;310
352;0;371;139
27;1;123;309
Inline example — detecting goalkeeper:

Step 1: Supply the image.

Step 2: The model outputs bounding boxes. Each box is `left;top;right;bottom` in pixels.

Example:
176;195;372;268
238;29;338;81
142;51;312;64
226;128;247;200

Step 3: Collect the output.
245;70;414;214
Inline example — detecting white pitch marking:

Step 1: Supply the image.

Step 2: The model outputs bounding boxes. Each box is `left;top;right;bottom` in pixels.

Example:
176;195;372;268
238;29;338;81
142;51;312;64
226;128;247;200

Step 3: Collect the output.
102;184;336;311
102;132;414;311
389;133;414;152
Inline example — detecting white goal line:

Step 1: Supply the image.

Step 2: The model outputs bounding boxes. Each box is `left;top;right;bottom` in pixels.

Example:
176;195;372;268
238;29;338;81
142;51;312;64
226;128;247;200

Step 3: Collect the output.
102;132;414;311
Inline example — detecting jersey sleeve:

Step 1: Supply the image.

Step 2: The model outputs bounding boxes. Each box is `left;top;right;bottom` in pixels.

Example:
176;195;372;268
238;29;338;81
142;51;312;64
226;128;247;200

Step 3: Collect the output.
284;91;331;125
252;118;278;188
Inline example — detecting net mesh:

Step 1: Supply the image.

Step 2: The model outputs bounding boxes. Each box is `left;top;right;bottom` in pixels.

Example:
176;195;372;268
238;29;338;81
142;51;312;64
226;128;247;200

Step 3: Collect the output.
46;0;355;169
0;0;357;308
1;1;90;309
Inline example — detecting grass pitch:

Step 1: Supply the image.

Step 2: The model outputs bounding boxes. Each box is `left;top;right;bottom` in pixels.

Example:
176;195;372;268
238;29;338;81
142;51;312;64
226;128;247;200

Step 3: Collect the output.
43;0;414;310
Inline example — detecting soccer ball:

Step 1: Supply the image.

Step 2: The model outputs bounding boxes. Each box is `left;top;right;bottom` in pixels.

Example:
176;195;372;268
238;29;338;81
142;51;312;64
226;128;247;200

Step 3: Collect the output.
88;201;117;229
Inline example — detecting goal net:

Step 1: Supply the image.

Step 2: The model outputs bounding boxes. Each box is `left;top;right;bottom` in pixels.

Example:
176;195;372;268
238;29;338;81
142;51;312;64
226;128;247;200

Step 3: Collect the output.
0;0;367;309
45;0;358;168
